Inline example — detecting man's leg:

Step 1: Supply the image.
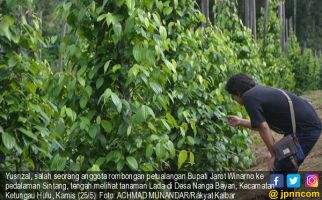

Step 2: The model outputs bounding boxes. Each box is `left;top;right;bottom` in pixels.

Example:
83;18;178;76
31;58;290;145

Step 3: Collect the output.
297;129;321;162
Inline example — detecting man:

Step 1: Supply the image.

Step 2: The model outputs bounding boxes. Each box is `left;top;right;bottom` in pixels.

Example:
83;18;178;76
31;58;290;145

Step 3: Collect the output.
225;73;321;171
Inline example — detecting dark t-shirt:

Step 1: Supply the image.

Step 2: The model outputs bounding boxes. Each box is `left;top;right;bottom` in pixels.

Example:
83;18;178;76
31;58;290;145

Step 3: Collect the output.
242;85;322;134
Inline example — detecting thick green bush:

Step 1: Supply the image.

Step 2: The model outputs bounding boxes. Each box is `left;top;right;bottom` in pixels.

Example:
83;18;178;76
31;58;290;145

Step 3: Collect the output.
44;0;259;171
256;0;295;91
0;3;63;170
2;0;318;172
287;35;321;92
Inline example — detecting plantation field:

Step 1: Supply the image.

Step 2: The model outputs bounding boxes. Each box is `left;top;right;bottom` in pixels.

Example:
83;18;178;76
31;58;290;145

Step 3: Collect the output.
250;90;322;171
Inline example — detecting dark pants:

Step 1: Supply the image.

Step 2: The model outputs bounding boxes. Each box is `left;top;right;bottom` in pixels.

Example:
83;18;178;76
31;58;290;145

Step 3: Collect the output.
272;129;321;199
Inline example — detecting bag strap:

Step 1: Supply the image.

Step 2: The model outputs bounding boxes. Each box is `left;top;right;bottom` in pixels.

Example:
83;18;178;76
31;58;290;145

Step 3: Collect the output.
277;89;296;135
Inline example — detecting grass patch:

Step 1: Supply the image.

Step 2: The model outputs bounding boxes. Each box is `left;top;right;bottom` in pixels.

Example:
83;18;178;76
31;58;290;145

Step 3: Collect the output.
303;90;322;106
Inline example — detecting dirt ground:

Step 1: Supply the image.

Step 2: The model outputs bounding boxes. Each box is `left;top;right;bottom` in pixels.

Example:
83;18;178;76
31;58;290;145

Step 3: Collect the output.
249;90;322;171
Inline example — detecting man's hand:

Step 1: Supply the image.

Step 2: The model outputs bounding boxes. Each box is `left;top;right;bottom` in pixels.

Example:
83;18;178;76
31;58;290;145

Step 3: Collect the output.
268;156;276;171
227;115;242;127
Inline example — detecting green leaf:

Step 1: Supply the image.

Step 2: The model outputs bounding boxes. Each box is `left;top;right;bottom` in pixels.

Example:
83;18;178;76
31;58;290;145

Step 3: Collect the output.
99;88;112;104
166;113;177;128
1;132;16;150
163;7;173;15
191;120;197;136
77;66;87;77
126;0;135;12
174;0;178;8
65;108;76;121
18;128;38;141
187;136;194;145
96;77;104;89
152;13;161;26
115;0;125;7
155;143;164;159
88;164;100;172
145;144;153;158
146;106;155;119
111;93;122;113
85;86;92;97
112;64;122;73
80;95;88;109
144;0;153;10
143;105;155;119
156;0;163;11
127;125;132;136
148;122;157;132
138;106;147;121
133;45;141;62
198;12;206;23
179;127;185;136
51;154;66;171
0;16;15;41
126;156;138;170
190;152;195;164
78;77;86;87
159;26;167;40
150;134;160;141
161;119;171;131
117;160;125;171
178;150;188;169
89;124;99;139
149;82;162;94
233;156;239;164
80;117;90;131
101;120;113;133
106;13;115;25
95;157;106;166
167;141;175;159
25;82;36;94
97;14;107;22
104;60;111;73
164;59;176;73
113;23;122;39
136;105;155;122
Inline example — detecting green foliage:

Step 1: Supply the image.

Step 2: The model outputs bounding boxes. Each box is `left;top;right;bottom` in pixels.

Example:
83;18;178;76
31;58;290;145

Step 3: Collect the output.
256;0;295;91
43;0;258;171
256;0;321;93
2;0;319;173
287;35;321;92
212;0;263;79
0;1;63;170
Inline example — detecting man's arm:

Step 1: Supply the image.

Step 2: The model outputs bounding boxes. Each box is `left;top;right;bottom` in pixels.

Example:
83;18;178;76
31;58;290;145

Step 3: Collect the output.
228;116;276;170
238;118;259;131
257;121;276;171
228;116;259;131
229;117;274;155
256;121;275;157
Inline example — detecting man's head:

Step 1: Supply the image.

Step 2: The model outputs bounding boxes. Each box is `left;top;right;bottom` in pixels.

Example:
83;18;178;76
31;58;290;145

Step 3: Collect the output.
225;73;256;105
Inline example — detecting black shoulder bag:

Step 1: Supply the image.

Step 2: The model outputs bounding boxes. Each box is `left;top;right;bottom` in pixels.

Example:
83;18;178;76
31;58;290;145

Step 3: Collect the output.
272;89;302;169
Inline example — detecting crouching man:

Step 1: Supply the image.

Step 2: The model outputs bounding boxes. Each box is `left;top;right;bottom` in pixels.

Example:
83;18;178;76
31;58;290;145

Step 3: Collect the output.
225;73;321;171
